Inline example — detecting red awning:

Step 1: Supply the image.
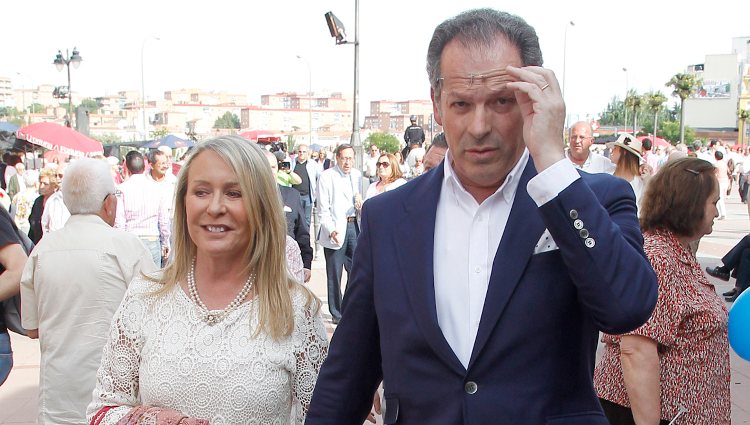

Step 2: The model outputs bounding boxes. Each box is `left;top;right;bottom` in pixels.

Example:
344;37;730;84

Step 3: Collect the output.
16;122;103;157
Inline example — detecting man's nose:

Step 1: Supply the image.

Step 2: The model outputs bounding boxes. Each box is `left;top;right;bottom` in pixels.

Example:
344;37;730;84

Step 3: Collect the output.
467;106;491;140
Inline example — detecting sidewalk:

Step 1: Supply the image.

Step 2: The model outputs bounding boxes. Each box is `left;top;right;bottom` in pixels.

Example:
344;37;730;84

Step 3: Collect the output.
3;195;750;423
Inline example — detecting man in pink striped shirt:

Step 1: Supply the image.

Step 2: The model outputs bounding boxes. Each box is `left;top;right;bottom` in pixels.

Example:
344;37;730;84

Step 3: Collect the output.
115;151;171;266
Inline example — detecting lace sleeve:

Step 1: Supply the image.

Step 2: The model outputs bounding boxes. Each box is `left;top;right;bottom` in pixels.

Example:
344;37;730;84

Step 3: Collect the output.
285;235;304;283
290;296;329;424
86;282;147;425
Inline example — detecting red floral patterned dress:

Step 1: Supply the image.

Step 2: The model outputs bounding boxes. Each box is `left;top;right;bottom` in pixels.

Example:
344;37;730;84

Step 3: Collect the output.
594;229;730;424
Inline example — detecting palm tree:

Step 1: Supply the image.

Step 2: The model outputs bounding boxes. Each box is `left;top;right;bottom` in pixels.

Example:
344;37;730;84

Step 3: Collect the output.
739;108;750;145
645;91;667;140
624;91;642;134
666;73;700;144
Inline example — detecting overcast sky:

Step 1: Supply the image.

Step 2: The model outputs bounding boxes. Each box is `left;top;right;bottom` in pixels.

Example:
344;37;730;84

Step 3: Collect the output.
3;0;749;122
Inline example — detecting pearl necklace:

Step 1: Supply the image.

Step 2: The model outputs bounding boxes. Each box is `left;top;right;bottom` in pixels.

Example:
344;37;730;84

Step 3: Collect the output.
187;258;255;325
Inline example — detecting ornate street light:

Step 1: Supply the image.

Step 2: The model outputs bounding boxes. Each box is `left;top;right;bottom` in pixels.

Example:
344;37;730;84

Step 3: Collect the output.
53;48;82;128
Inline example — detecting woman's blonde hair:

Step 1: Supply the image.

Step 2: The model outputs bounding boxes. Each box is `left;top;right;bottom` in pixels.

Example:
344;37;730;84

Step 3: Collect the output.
156;135;319;340
613;146;641;179
378;153;403;183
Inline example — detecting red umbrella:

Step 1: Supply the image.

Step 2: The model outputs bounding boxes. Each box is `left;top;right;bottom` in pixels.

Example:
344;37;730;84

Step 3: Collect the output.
16;122;103;157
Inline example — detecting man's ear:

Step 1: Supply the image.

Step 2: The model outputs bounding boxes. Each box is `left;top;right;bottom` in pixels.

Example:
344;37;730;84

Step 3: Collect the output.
430;87;443;127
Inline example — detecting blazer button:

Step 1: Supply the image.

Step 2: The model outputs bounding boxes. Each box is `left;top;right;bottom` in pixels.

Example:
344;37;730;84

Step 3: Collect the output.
573;219;583;230
465;381;478;394
579;228;589;239
585;238;595;248
569;209;579;219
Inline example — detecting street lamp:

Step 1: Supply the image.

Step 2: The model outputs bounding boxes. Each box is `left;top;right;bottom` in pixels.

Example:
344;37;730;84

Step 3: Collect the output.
53;48;82;128
561;21;575;101
296;55;313;145
325;4;362;172
141;36;160;140
622;67;629;133
561;21;574;137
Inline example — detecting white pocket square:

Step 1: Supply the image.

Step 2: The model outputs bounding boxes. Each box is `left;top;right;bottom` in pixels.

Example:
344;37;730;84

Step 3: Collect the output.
283;206;293;213
533;229;559;254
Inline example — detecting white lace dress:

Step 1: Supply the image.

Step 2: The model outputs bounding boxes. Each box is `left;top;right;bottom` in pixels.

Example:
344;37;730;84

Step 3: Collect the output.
86;276;328;425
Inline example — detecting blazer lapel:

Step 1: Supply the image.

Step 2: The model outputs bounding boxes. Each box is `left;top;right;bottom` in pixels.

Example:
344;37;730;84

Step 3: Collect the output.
468;160;546;368
395;169;466;375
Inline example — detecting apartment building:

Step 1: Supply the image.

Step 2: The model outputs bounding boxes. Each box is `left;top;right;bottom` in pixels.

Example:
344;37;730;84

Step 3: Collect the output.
364;99;442;142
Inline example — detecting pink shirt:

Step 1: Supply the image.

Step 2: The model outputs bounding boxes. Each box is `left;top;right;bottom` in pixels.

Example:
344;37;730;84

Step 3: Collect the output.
714;159;730;183
114;174;171;248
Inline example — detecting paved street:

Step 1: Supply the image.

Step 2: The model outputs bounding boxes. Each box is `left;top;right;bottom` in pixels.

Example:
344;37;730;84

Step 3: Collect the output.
2;193;750;423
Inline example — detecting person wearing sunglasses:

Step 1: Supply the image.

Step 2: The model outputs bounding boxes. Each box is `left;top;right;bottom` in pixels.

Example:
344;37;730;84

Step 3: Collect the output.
364;153;407;202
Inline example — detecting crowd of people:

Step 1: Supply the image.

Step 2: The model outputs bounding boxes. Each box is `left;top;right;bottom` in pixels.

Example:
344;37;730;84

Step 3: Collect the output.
0;6;744;425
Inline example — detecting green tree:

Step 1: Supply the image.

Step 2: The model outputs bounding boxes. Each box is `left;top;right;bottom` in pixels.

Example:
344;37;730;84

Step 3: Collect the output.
213;111;240;129
739;108;750;145
0;107;19;118
597;96;627;127
660;121;696;145
644;91;667;139
29;103;45;114
666;73;700;144
78;98;100;113
624;91;643;133
94;133;122;144
286;134;296;153
365;132;400;154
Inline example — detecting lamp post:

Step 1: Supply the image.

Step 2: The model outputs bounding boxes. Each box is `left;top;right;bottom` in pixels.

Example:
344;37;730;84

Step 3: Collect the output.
296;55;313;145
141;36;160;140
622;67;629;133
350;0;362;172
561;21;575;101
53;48;82;128
561;21;574;137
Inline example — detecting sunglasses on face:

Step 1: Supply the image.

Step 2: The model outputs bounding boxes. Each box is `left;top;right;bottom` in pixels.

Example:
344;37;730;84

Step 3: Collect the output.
376;162;391;168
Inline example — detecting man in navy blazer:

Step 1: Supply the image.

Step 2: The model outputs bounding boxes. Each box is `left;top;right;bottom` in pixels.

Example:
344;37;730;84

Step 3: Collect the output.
306;8;658;425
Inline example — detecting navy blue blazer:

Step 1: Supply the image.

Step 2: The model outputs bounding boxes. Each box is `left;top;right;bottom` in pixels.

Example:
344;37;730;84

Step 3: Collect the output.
306;159;657;425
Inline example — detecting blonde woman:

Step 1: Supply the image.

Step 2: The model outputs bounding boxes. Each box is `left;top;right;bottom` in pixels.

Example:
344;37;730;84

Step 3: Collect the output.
87;136;328;424
364;153;407;201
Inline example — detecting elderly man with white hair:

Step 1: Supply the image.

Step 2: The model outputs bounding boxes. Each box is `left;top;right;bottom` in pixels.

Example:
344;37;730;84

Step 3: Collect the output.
20;158;157;425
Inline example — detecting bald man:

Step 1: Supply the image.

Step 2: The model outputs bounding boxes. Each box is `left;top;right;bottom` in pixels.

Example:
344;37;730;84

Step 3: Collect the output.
567;121;615;174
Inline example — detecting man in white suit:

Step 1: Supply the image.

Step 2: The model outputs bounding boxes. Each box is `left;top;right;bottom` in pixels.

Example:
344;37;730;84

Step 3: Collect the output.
316;143;362;324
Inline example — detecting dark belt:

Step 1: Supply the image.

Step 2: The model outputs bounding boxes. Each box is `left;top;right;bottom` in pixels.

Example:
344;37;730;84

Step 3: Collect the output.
347;216;357;223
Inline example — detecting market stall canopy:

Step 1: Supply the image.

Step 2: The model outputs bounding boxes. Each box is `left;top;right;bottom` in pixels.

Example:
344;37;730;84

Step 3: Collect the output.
637;135;671;149
239;130;276;141
141;134;194;149
16;122;103;157
0;122;19;133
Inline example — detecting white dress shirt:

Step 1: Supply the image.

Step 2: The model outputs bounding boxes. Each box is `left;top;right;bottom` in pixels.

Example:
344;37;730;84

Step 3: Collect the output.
566;150;615;174
40;191;70;234
20;214;157;424
145;170;178;218
434;150;580;368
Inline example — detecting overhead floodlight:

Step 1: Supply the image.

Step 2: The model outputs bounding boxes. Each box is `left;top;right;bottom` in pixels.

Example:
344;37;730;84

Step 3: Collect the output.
325;11;347;44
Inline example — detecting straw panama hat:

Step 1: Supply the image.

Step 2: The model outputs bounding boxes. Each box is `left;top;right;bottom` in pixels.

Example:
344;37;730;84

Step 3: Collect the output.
607;133;643;160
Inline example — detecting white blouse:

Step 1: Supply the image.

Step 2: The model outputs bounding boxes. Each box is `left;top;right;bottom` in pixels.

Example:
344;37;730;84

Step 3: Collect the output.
87;277;328;425
364;178;407;201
